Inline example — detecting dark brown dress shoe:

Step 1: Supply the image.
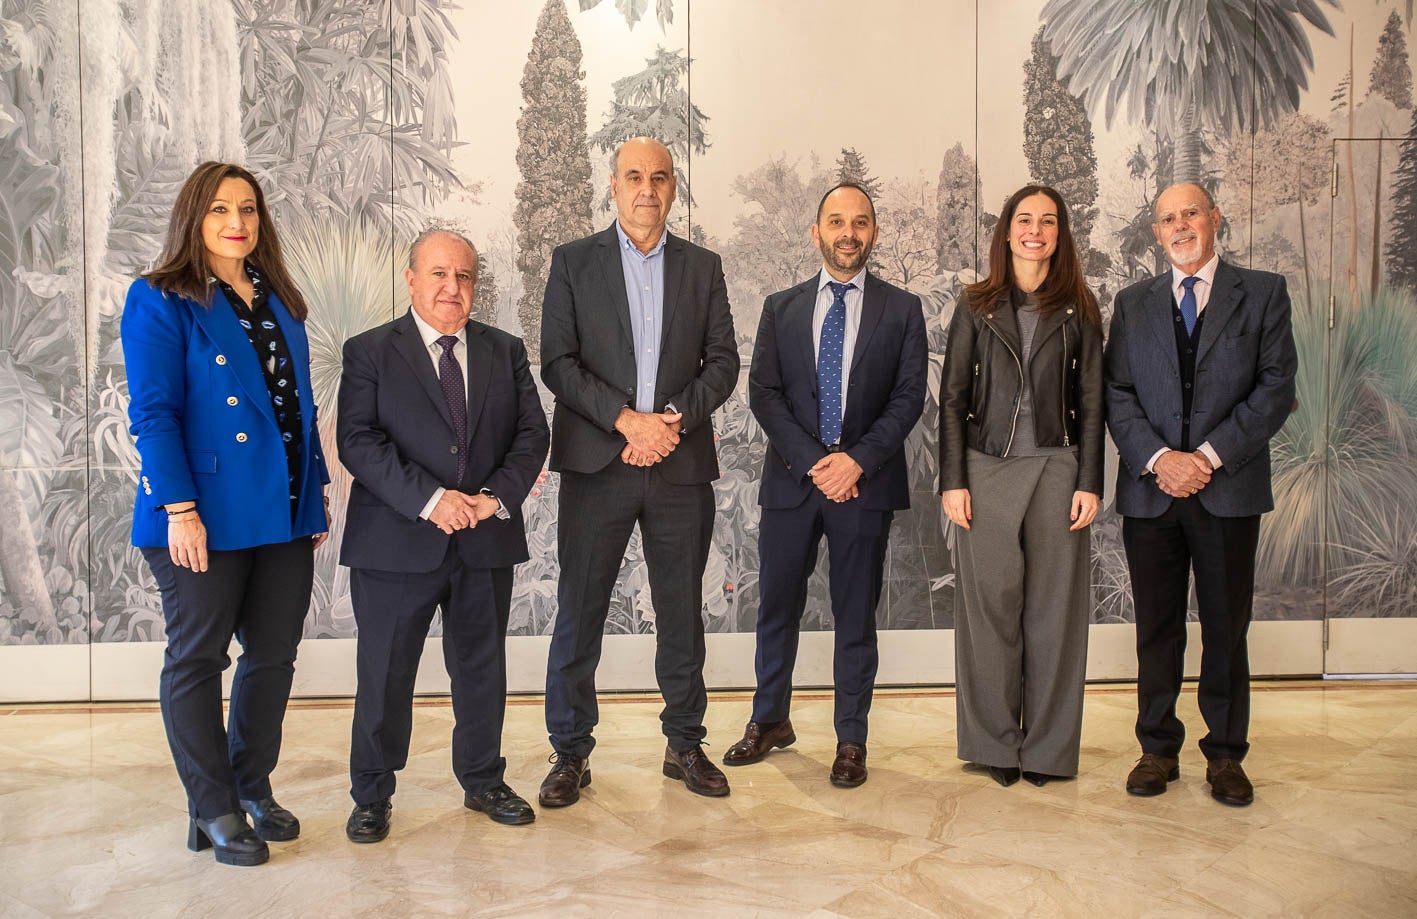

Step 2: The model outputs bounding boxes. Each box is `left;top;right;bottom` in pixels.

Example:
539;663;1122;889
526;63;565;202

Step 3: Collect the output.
464;783;536;825
723;719;797;766
662;744;731;797
538;753;591;808
1126;754;1180;797
830;742;868;788
1206;759;1254;806
345;799;392;844
240;796;299;842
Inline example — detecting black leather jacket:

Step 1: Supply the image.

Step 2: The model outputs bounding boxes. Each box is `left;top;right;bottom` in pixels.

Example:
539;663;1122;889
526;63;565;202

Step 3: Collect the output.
938;289;1104;494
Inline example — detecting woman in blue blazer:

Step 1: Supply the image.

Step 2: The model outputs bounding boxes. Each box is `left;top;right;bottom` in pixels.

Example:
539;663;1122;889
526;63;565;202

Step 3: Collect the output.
121;162;330;867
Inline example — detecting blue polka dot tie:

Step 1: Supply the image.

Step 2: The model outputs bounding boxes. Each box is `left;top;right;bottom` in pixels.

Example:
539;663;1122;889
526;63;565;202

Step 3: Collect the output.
817;281;853;446
1179;276;1200;337
436;335;467;484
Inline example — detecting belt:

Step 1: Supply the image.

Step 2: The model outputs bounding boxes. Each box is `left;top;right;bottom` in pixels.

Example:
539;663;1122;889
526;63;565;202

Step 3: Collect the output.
825;443;843;453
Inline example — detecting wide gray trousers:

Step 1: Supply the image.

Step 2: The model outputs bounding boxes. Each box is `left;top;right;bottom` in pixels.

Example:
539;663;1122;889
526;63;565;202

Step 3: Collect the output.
953;448;1091;776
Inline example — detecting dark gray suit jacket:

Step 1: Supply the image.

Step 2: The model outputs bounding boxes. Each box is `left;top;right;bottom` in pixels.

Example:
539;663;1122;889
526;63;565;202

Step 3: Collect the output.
1103;259;1297;519
540;223;739;484
749;271;927;511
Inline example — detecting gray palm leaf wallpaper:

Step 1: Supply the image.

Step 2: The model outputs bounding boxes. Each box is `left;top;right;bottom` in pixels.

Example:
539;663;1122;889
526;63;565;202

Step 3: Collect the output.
2;0;1415;652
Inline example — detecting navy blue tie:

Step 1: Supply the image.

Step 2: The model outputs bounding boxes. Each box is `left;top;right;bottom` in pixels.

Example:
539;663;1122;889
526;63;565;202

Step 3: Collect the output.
817;281;853;446
1179;276;1200;337
436;335;467;484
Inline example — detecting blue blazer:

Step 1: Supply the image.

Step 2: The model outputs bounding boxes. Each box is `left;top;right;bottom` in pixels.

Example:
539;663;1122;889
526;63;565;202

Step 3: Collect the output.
1103;260;1297;519
748;271;928;512
121;278;331;549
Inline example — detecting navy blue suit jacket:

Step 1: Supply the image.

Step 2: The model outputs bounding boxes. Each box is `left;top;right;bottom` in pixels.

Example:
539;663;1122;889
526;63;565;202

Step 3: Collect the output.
749;272;928;512
336;311;549;573
121;278;330;550
1103;260;1297;519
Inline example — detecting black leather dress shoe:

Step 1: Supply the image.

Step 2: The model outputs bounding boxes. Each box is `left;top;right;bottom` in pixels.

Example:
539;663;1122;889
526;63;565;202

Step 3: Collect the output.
830;742;869;788
1206;758;1255;806
240;796;300;842
188;812;269;866
464;783;536;825
345;799;392;844
1022;771;1067;787
987;765;1022;787
723;719;796;766
662;744;730;797
1126;754;1180;797
538;753;591;808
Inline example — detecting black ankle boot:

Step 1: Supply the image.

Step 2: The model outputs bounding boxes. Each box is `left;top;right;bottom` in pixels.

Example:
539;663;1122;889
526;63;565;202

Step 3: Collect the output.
187;813;270;866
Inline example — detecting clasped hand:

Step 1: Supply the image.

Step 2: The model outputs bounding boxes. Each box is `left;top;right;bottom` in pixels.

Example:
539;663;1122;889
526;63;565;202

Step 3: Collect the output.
618;409;683;467
428;490;499;534
810;452;861;502
1153;450;1212;498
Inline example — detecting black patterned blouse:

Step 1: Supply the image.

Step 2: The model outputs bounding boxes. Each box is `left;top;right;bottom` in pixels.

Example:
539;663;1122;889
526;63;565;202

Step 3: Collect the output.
213;264;304;519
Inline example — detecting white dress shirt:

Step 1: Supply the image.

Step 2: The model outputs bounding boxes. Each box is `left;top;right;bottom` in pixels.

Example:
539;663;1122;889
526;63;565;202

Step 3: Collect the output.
811;266;867;431
409;308;469;519
1146;253;1222;474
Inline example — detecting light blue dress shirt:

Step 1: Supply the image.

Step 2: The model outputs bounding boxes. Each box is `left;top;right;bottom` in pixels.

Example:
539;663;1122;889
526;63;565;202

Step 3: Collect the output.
616;221;667;413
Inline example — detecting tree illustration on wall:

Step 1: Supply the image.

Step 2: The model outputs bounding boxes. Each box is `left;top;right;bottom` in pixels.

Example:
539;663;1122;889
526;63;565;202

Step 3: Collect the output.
1022;27;1105;276
835;148;884;199
1371;10;1414;109
578;0;674;31
514;0;594;362
1387;109;1417;291
1041;0;1339;185
935;143;980;273
589;47;709;211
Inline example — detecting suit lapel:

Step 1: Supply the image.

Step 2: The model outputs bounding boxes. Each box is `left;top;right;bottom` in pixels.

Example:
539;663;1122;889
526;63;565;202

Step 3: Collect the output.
1139;274;1181;378
595;225;635;347
783;277;820;387
662;233;686;341
464;322;494;440
1195;260;1244;363
189;291;277;428
849;273;885;374
392;311;455;432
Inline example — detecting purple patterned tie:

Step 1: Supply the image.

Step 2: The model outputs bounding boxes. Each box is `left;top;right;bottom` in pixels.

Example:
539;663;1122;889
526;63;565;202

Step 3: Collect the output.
436;335;467;484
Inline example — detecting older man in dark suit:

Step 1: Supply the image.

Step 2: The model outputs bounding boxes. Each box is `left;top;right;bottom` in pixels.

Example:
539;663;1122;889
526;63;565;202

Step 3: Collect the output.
538;137;739;806
1104;183;1297;807
337;228;549;842
722;182;926;788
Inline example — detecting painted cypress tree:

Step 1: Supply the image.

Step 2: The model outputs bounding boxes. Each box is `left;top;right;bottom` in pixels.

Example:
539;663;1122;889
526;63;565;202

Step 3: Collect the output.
835;148;883;199
1022;26;1102;268
473;255;500;328
936;142;981;272
1386;107;1417;291
514;0;594;362
1370;11;1413;109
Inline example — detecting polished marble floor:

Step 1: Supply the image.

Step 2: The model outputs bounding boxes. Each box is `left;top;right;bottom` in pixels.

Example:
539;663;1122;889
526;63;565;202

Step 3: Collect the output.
1;682;1415;918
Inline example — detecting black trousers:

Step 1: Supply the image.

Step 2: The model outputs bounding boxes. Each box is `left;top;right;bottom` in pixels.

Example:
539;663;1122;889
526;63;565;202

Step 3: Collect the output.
545;462;714;758
348;545;513;805
142;539;313;820
751;492;893;744
1123;499;1260;762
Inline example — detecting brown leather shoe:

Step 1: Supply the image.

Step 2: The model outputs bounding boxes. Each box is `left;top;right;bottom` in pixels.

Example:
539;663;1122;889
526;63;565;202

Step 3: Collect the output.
1206;758;1254;807
537;753;591;808
830;742;868;788
1126;753;1180;796
723;719;797;766
662;744;730;797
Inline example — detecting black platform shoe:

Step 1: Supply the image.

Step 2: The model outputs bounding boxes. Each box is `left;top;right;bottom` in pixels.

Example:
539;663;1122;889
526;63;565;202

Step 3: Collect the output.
187;813;270;866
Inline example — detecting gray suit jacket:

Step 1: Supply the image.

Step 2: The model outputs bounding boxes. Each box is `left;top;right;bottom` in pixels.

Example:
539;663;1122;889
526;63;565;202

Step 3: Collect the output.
540;223;739;484
1103;259;1297;519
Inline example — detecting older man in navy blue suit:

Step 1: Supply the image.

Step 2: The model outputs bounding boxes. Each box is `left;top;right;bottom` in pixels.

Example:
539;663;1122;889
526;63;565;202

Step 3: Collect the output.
337;228;549;842
723;182;927;787
1104;183;1297;807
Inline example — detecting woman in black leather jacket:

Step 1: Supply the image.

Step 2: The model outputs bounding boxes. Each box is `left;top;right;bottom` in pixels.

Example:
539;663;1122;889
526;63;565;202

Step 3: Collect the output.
938;185;1103;787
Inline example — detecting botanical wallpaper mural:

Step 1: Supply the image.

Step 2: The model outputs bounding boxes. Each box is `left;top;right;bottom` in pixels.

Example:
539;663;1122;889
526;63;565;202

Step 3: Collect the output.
1;0;1414;651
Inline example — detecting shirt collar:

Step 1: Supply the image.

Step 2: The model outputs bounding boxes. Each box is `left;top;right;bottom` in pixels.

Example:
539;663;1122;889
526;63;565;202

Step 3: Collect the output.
1170;253;1220;292
408;306;466;350
615;220;668;259
817;266;868;294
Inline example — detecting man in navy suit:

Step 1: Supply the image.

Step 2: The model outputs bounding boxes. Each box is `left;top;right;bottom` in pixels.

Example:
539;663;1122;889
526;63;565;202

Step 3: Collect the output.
722;182;927;787
538;137;739;806
337;228;549;842
1104;184;1296;807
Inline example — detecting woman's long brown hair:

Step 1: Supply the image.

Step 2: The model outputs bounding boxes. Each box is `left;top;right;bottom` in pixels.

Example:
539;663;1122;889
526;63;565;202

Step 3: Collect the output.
143;161;309;321
964;184;1099;326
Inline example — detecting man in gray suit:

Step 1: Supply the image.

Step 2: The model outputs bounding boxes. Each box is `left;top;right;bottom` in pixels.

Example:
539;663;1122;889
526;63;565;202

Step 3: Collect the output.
538;137;739;807
1104;183;1296;807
